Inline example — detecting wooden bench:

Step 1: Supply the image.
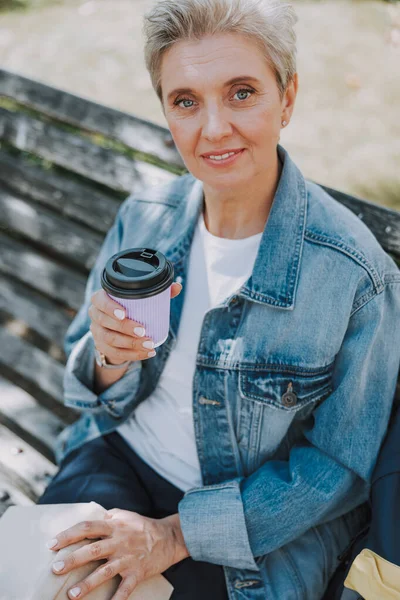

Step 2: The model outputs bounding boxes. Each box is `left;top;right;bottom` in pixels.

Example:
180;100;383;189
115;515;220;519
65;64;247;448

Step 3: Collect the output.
0;67;399;517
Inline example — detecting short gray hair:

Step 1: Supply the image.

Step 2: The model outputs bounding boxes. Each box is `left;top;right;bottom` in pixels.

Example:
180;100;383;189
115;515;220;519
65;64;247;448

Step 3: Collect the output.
143;0;298;103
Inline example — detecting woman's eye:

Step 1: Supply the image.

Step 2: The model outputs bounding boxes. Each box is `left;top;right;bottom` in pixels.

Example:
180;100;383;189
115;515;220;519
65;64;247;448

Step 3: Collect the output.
233;88;254;101
175;98;194;109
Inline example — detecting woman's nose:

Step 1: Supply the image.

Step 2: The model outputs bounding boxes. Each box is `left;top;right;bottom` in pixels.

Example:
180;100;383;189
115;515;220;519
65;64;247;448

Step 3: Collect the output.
201;107;233;141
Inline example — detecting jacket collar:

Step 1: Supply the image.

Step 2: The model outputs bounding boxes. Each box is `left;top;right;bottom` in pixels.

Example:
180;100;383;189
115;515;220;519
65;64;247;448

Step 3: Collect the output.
162;144;307;310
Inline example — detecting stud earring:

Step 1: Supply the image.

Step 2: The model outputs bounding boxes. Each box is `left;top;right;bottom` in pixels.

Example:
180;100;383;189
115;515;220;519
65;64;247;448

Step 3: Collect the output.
281;120;288;127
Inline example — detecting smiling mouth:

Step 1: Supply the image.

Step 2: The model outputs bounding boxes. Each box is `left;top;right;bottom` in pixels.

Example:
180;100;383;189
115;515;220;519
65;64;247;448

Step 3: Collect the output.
202;149;244;160
202;149;245;165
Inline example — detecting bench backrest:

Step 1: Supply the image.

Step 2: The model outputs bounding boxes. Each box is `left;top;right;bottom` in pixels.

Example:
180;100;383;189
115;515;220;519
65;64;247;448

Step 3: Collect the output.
1;68;399;464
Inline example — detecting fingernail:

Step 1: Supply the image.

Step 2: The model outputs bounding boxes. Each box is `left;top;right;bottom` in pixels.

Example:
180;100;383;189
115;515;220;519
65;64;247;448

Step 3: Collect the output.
69;588;81;598
148;350;156;358
134;327;146;337
53;561;64;572
142;340;154;349
114;309;125;320
46;538;58;549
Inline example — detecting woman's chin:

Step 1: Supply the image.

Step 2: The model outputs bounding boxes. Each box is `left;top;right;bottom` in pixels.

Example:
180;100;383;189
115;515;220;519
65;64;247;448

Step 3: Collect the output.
195;166;251;188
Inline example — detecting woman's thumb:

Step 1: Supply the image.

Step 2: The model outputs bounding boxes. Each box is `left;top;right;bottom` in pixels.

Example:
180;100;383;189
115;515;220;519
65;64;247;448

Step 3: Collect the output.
171;281;183;297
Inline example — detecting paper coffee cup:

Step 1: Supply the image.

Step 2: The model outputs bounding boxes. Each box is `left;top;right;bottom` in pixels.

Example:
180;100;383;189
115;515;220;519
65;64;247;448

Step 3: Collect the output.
101;248;174;348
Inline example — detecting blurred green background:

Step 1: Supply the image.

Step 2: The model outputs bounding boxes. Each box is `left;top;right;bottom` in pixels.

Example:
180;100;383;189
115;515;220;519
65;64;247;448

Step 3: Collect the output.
0;0;399;208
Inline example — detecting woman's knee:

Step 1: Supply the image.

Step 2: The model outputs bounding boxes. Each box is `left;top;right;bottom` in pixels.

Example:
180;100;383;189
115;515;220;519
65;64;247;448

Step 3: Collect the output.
37;436;153;514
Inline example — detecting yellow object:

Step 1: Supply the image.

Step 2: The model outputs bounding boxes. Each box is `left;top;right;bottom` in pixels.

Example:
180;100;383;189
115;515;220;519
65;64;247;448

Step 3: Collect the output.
344;548;400;600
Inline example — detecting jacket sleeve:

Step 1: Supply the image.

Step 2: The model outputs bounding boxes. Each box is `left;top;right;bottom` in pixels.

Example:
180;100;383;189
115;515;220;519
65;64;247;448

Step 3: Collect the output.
178;280;400;571
62;196;143;417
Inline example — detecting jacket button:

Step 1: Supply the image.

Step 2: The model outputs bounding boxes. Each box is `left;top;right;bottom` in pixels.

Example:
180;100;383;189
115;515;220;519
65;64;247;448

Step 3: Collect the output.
199;396;221;406
282;382;297;407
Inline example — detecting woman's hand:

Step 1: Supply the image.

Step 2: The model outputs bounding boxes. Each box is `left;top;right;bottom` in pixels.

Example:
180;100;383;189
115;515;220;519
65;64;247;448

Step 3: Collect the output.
89;282;182;365
47;509;189;600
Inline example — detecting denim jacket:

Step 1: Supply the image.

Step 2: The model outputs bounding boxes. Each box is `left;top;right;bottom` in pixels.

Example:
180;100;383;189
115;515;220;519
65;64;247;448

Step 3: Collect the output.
55;145;400;600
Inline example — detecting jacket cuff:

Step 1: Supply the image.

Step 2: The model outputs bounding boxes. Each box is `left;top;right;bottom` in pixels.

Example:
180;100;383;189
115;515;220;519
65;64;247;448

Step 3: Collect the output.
344;548;400;598
178;479;259;571
63;331;141;415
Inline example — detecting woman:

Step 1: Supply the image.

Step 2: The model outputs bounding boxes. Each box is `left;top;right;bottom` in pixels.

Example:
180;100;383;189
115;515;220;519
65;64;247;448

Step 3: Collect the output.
37;0;400;599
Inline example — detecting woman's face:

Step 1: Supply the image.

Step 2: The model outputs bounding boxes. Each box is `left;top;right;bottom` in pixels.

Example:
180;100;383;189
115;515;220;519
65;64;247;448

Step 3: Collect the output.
161;32;297;191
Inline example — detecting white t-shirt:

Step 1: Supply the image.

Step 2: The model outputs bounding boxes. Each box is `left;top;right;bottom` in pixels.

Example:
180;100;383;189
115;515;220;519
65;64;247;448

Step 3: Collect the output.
117;210;263;491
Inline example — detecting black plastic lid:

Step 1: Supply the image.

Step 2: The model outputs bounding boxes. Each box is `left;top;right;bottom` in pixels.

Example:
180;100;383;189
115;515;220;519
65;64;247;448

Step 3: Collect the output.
101;248;174;299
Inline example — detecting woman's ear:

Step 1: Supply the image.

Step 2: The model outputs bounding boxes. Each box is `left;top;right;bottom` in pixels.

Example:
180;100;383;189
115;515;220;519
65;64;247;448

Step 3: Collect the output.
281;72;298;125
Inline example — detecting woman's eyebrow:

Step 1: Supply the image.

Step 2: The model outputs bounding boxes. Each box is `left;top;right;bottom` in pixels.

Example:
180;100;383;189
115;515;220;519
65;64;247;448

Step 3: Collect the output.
167;75;261;101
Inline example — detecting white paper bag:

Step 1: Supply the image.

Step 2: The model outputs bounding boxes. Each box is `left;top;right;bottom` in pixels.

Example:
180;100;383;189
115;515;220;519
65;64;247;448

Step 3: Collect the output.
0;502;173;600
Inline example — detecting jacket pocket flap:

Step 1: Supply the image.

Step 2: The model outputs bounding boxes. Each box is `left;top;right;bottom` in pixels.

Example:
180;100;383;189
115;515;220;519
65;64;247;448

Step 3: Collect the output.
239;364;334;411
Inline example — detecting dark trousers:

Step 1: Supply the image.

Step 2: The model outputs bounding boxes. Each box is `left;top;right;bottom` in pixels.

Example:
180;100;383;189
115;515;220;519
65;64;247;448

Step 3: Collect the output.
37;431;229;600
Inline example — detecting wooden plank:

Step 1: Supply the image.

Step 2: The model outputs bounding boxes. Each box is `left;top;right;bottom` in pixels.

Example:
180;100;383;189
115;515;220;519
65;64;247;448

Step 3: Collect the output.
0;67;184;169
320;184;400;260
0;422;57;502
0;366;78;429
0;188;103;271
0;327;65;405
0;274;71;346
0;472;34;519
0;149;121;234
0;376;66;465
0;232;86;311
0;108;177;194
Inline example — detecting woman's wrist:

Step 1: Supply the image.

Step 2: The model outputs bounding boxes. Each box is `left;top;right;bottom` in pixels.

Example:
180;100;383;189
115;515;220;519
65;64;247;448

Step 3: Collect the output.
161;513;190;564
93;357;130;395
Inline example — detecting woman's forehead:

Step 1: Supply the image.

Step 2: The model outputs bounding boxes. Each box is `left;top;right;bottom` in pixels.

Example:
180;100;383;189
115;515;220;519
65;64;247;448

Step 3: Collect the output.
163;32;264;67
161;34;273;93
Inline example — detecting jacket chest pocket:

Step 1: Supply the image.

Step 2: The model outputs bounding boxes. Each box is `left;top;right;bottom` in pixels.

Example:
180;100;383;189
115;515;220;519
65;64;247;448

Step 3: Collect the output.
236;364;334;474
239;366;334;412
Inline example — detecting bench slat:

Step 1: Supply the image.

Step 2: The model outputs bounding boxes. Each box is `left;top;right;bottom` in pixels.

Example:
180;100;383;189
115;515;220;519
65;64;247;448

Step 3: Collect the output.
0;108;177;194
0;150;121;234
0;423;57;502
0;326;65;405
0;68;184;169
1;189;103;271
321;184;400;261
0;473;34;519
0;327;80;425
0;376;65;465
0;233;86;311
0;274;71;349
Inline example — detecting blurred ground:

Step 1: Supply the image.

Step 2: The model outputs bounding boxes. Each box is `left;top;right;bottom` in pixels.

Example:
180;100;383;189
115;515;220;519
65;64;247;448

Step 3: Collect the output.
0;0;399;208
